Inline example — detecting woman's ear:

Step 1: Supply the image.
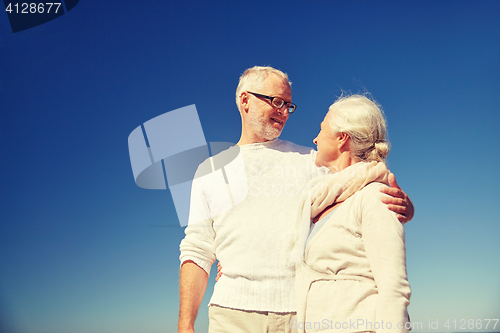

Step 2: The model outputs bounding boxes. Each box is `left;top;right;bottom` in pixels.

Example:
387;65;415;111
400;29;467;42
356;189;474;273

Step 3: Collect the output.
338;132;350;150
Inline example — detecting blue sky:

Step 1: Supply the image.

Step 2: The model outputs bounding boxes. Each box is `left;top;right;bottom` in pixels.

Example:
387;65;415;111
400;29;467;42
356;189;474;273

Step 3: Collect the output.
1;1;499;332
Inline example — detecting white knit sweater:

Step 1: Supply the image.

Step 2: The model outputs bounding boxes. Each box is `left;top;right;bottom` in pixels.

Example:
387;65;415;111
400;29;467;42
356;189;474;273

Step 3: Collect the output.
179;139;324;312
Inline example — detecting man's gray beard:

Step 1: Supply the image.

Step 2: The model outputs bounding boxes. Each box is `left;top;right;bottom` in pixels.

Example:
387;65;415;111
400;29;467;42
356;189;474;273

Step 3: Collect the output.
247;114;282;141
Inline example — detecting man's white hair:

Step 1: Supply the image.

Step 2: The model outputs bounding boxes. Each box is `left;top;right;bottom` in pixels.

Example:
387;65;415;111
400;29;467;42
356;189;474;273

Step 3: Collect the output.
235;66;291;112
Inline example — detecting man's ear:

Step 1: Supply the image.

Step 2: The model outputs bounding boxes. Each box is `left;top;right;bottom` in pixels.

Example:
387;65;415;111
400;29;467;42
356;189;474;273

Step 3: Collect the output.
239;92;250;113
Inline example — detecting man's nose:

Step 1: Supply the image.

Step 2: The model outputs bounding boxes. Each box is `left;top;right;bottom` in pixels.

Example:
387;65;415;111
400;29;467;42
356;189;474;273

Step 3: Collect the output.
277;105;290;116
313;137;317;145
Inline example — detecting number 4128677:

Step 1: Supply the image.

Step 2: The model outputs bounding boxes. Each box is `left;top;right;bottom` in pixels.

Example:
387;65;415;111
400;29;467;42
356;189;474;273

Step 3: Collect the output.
444;319;498;330
5;3;62;14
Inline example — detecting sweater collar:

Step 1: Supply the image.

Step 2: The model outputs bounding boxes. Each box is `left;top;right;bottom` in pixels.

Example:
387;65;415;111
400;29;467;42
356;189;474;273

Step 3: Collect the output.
238;138;282;151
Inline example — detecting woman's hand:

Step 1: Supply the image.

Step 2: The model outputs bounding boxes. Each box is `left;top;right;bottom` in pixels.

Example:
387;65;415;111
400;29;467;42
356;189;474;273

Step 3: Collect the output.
215;261;222;282
380;173;414;223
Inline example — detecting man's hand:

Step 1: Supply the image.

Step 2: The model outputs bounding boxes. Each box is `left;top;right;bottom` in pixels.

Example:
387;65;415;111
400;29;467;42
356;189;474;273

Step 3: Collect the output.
380;173;414;223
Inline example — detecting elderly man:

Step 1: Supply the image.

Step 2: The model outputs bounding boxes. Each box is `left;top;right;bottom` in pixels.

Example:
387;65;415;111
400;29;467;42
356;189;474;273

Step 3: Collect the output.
178;66;413;333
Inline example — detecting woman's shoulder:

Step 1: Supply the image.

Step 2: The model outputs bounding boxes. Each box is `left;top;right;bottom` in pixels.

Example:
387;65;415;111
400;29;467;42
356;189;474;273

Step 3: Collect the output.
355;182;400;224
362;181;388;193
350;182;391;211
349;182;387;201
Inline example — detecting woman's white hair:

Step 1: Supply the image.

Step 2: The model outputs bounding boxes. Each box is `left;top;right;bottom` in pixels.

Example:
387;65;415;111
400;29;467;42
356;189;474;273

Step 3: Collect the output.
327;94;390;162
235;66;291;112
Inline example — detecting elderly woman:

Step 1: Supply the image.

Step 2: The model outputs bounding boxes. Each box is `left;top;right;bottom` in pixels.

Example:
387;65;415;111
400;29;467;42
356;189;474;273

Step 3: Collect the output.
292;95;411;333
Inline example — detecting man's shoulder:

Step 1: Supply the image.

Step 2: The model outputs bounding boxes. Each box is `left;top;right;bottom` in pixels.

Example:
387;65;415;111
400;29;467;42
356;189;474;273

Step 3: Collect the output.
194;144;240;178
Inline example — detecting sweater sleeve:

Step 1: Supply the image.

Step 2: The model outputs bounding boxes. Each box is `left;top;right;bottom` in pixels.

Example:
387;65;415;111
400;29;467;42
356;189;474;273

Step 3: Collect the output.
361;183;411;333
179;168;216;276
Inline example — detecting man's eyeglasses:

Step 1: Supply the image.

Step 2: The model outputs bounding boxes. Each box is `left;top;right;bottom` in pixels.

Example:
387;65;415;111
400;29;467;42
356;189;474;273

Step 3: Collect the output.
245;91;296;113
